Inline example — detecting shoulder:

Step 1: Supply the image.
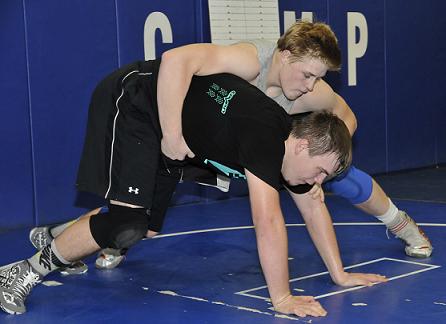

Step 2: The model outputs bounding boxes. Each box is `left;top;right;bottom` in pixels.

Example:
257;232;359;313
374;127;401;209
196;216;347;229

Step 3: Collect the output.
235;108;288;165
204;42;261;82
239;39;275;55
239;129;285;191
161;42;261;82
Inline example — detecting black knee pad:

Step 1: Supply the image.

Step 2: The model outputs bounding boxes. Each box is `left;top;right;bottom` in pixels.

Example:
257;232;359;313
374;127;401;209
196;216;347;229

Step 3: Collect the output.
90;204;149;249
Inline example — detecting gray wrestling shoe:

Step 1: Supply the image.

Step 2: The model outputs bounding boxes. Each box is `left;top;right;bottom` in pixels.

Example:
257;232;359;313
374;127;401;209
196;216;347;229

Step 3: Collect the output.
0;260;42;315
391;211;433;258
59;261;88;276
95;248;127;270
29;226;53;251
29;226;88;275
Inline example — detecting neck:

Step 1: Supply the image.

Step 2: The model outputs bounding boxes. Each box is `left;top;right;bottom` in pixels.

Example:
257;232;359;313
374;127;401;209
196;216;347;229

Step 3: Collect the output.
284;135;295;156
282;135;296;175
265;49;283;97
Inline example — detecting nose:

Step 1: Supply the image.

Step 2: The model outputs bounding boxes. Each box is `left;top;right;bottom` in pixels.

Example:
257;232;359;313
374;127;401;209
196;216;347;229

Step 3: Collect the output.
306;79;316;92
314;173;327;185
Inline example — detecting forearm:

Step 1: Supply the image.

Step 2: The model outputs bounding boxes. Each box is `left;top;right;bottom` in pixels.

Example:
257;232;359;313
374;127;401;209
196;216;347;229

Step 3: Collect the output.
343;111;357;136
254;212;291;304
294;195;346;283
333;94;357;136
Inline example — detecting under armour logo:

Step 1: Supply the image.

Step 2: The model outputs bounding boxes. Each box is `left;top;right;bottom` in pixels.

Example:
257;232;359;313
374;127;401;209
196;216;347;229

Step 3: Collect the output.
128;187;139;195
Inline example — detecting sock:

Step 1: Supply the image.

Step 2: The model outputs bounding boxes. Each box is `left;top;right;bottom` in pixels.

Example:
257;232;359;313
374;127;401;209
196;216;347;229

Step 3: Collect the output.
375;199;406;233
49;218;79;238
28;240;71;276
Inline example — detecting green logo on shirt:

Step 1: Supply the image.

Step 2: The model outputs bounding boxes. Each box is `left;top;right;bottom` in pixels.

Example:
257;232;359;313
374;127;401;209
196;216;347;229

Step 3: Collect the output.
206;83;237;114
204;159;246;179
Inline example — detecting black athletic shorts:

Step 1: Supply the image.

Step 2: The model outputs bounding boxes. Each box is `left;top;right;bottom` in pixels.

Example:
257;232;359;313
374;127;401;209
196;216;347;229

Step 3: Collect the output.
147;158;183;232
76;60;176;208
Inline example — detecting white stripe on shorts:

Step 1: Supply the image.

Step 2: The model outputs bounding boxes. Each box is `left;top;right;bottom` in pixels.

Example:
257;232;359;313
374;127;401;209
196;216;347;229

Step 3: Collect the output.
104;70;153;199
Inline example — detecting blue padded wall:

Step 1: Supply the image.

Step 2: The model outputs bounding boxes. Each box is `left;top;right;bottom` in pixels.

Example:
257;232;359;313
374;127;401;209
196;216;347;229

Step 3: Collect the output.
1;0;446;230
328;0;387;173
279;0;328;25
279;1;388;173
385;0;446;171
0;1;34;229
117;0;203;64
24;0;119;225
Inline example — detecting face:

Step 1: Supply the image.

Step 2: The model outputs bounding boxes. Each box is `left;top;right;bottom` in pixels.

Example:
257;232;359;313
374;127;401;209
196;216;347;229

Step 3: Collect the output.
278;52;328;100
282;139;340;186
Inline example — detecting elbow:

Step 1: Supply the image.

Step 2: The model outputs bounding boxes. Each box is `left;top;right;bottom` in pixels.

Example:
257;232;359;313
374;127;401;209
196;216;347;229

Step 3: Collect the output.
160;48;189;71
160;48;194;78
344;111;357;136
349;117;358;136
252;210;283;232
252;211;273;226
160;49;176;66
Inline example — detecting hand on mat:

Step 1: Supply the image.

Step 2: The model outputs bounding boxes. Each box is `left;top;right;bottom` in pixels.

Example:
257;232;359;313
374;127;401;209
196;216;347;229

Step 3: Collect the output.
334;271;387;287
161;134;195;160
273;294;327;318
308;183;325;202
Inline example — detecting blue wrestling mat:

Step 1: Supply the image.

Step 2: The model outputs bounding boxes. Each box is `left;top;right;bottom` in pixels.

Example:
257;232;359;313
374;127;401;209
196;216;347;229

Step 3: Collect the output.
0;169;445;323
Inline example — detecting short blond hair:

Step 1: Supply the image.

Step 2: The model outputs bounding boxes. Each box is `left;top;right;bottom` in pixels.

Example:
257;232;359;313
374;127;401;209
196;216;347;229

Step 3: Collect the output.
277;21;341;71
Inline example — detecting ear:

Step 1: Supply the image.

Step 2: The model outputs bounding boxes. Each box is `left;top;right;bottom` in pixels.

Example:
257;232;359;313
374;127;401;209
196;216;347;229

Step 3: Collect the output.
295;138;309;155
280;50;291;64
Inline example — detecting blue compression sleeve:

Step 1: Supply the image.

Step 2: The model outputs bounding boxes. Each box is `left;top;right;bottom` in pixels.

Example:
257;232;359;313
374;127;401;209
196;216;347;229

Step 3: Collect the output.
323;166;373;205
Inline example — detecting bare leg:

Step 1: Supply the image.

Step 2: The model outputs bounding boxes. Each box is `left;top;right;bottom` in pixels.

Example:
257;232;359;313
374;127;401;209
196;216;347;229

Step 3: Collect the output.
355;180;389;216
49;207;103;238
54;214;100;262
79;207;103;219
146;230;159;238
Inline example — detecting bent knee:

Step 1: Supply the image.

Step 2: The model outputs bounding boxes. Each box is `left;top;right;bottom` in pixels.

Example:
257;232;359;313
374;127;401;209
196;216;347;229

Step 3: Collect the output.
323;166;373;204
110;224;147;249
145;230;159;238
90;204;149;249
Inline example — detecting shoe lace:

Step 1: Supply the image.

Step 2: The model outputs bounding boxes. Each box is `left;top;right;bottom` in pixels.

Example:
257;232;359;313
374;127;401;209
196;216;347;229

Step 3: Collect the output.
12;270;41;301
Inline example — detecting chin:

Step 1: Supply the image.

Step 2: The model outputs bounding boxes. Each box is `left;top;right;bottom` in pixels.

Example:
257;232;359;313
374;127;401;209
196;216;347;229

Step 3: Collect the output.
283;90;300;100
286;93;300;101
288;180;302;186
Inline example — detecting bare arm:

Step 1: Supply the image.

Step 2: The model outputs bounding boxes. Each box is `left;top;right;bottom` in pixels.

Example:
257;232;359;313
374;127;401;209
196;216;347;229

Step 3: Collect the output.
245;170;327;317
332;93;357;136
289;189;344;281
157;43;260;159
289;189;387;286
246;170;290;302
291;80;357;136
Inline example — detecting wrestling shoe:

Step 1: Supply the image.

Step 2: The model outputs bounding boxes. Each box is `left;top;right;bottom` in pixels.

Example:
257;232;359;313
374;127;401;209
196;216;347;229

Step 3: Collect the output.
29;226;88;275
29;226;53;251
0;260;42;315
95;248;127;270
391;211;433;258
59;261;88;276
